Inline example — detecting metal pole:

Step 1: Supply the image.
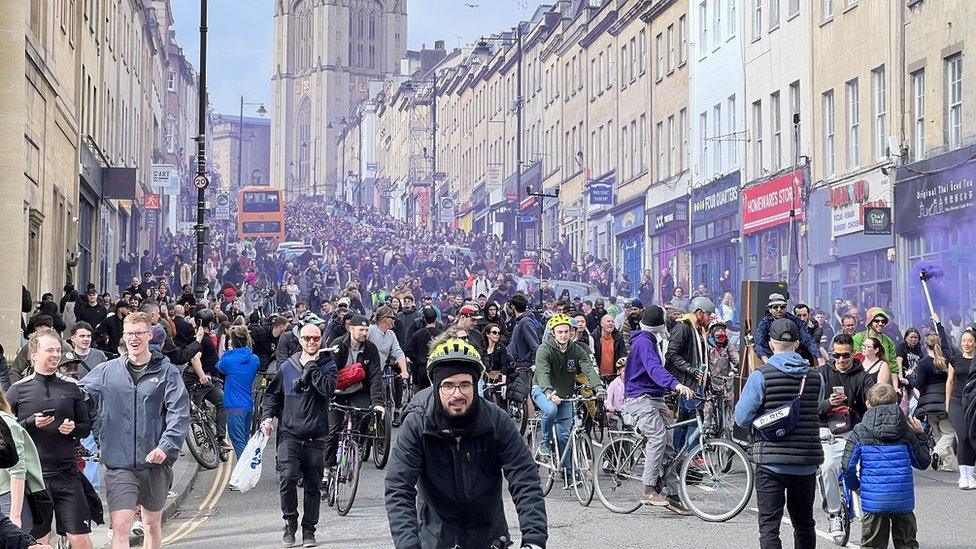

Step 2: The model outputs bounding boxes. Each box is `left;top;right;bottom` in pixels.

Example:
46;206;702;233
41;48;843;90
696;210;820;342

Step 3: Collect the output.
785;113;800;287
527;186;558;307
514;24;524;259
193;0;209;301
430;74;438;234
237;96;243;196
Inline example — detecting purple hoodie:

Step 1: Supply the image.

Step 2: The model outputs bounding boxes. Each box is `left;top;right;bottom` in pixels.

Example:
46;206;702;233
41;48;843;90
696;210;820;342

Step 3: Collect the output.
625;329;679;398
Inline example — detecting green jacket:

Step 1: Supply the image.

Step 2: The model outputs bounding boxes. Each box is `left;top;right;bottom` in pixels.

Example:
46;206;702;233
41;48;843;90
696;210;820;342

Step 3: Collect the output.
0;411;45;495
853;330;898;374
533;338;602;398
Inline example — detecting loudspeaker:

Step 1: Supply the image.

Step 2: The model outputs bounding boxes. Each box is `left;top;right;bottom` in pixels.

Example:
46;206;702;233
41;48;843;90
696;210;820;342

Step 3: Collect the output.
739;280;790;339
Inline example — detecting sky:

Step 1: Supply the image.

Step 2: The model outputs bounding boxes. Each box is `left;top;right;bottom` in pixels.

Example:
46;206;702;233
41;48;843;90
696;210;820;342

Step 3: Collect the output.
171;0;548;117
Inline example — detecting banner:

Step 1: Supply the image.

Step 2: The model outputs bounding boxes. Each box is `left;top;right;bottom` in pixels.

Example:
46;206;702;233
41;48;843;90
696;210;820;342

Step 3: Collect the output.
486;164;503;193
894;157;976;233
829;173;891;238
741;169;805;235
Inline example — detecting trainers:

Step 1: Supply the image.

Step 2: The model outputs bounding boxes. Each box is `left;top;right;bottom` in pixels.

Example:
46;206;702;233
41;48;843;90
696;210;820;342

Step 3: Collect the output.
218;438;234;451
959;477;972;490
282;521;298;547
302;530;318;547
665;497;693;516
640;486;668;506
538;440;552;457
827;514;844;539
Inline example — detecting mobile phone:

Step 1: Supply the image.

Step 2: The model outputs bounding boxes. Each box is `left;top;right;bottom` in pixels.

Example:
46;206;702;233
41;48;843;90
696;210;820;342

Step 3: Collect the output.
832;386;845;396
39;409;56;418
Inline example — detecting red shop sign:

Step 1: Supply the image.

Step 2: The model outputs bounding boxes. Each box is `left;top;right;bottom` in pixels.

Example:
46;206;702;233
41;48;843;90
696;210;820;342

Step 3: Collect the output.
741;170;805;235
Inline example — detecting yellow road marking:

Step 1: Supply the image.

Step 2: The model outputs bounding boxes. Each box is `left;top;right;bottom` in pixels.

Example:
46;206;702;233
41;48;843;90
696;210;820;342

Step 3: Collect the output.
162;455;234;545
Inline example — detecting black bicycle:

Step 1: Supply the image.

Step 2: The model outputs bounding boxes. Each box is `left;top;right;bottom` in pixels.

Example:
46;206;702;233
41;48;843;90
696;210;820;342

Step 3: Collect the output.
185;382;230;470
323;402;384;515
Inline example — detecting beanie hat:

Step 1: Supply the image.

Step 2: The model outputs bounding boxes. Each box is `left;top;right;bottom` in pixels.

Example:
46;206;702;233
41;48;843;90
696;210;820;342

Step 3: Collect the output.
640;305;666;330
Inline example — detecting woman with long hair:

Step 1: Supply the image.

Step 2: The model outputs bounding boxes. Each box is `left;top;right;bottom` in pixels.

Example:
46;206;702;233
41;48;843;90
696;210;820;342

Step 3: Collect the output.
482;323;513;385
897;327;924;411
915;333;953;470
216;325;260;458
861;336;892;386
946;328;976;489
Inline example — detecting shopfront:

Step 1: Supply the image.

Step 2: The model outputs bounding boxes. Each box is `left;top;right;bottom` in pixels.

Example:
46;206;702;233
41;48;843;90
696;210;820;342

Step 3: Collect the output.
807;171;894;313
894;144;976;326
648;196;690;302
613;199;645;298
741;169;806;291
690;171;740;299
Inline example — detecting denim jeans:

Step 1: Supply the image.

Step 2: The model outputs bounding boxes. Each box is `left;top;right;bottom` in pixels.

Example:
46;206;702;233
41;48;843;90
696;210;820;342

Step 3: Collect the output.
531;386;573;470
673;394;701;450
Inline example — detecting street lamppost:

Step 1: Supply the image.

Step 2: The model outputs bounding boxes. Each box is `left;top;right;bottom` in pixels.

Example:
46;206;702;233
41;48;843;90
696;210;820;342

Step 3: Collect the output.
236;97;266;194
527;185;558;307
193;0;210;300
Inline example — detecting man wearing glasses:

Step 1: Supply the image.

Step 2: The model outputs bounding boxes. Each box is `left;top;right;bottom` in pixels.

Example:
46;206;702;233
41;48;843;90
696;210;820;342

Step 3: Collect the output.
385;338;547;549
753;293;823;366
81;312;190;549
852;307;898;368
260;323;338;547
815;333;877;543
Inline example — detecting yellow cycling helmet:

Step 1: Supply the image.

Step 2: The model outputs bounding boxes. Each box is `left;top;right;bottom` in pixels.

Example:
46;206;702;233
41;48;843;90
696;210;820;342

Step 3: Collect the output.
426;337;485;382
546;313;574;331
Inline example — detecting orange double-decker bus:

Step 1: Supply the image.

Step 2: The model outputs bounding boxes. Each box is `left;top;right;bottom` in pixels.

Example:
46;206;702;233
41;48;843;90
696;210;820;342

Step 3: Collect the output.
237;186;285;242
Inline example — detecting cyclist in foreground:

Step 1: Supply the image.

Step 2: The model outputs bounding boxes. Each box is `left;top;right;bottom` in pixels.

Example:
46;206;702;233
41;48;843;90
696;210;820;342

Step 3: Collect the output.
385;338;547;549
623;305;695;513
532;314;605;468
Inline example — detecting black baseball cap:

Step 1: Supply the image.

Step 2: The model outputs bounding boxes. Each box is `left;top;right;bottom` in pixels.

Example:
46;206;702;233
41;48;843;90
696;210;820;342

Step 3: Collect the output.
770;318;798;343
348;315;370;328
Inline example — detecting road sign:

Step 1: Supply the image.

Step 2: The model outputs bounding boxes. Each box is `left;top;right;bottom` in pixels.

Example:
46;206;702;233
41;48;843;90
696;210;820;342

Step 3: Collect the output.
439;197;456;223
193;174;209;190
144;194;161;210
564;206;582;218
518;215;534;223
151;165;174;189
216;194;230;220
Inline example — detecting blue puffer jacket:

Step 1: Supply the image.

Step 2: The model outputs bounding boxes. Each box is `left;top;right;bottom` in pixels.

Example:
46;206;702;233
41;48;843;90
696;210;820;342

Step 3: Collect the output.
841;404;931;514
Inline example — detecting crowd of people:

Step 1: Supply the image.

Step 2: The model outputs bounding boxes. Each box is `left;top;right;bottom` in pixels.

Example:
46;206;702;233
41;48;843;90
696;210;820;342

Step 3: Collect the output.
2;195;976;549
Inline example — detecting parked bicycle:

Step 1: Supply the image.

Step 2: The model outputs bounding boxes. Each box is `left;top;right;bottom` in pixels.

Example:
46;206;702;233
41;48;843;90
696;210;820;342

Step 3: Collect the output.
186;381;230;470
593;391;753;521
525;393;600;507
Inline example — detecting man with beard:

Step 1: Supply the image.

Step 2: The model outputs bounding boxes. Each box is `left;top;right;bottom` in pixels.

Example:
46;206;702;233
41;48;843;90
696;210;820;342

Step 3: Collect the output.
385;338;547;549
753;294;823;366
794;303;827;362
616;299;644;355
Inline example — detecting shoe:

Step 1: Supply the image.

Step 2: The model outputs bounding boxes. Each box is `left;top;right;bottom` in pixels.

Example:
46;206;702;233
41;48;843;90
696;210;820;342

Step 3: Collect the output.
665;497;693;516
130;520;145;537
302;530;318;547
219;438;234;451
966;476;976;490
931;452;941;471
827;514;844;540
538;440;552;457
959;477;972;490
640;486;668;506
282;521;298;547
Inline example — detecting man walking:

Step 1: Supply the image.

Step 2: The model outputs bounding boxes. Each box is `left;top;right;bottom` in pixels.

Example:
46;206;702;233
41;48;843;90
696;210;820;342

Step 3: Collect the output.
260;323;337;547
81;312;190;549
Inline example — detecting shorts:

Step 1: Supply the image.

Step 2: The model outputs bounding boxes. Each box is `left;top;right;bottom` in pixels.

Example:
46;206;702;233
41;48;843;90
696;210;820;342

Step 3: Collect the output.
44;470;92;535
105;464;174;513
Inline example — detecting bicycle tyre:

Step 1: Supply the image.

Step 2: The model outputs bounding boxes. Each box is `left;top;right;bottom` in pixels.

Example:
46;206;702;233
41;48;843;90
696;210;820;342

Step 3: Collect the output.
678;438;753;522
593;435;643;514
572;430;594;507
590;399;607;445
373;410;393;469
508;398;528;435
186;416;220;470
835;480;852;547
336;439;362;516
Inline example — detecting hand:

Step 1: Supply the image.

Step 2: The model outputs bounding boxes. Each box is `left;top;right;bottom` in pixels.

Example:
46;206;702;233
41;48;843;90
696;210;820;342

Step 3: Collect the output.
907;415;924;434
547;393;562;405
261;419;274;436
400;370;410;381
931;312;940;324
195;326;207;342
198;374;212;386
58;419;76;435
34;414;55;428
674;384;695;400
594;387;607;400
695;371;704;383
372;405;385;418
828;392;846;406
145;448;167;464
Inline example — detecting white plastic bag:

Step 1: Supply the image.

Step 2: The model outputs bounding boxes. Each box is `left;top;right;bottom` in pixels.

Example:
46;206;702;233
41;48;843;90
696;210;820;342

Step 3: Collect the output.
230;431;269;492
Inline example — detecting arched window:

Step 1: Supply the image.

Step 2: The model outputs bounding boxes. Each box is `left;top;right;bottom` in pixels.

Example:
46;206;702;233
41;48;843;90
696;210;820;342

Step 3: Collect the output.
294;1;313;71
296;100;311;191
251;169;263;185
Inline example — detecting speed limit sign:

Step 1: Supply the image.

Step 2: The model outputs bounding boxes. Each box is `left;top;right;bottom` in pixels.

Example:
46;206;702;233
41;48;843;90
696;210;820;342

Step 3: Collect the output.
193;174;209;189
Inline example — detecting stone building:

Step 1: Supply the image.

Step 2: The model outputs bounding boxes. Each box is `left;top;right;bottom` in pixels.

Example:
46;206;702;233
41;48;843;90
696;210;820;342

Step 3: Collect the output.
211;113;272;194
270;0;406;199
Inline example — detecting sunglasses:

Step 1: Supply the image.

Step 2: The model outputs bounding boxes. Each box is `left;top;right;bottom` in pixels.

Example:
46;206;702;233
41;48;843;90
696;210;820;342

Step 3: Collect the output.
489;330;501;335
769;305;786;310
301;336;322;343
458;335;469;340
872;318;888;325
832;352;852;359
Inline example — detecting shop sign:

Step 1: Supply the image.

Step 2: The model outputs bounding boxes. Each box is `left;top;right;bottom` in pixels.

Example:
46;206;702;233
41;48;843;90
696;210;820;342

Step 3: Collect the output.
829;174;890;237
588;175;613;205
741;170;805;235
651;199;688;233
894;161;975;233
862;206;892;235
614;204;645;234
691;171;740;226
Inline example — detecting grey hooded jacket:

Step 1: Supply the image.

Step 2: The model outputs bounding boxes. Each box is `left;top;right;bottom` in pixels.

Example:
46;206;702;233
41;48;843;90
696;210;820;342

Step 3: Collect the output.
81;351;190;469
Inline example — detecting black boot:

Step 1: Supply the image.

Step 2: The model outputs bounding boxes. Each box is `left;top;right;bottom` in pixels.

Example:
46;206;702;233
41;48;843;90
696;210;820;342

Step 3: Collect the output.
282;520;298;547
302;528;318;547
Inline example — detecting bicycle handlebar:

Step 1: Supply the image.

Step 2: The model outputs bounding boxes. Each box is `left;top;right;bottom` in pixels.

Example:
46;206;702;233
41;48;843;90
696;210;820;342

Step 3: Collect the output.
329;402;377;414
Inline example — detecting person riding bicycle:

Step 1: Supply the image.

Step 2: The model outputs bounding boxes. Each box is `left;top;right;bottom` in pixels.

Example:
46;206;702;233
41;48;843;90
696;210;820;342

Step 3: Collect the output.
326;316;385;471
816;333;877;542
259;323;338;548
623;305;695;513
182;308;233;452
531;313;604;469
385;338;547;549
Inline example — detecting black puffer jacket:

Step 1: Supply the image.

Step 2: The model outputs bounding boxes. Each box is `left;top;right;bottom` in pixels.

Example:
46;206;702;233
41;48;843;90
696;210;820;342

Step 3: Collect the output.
385;388;547;549
817;358;877;432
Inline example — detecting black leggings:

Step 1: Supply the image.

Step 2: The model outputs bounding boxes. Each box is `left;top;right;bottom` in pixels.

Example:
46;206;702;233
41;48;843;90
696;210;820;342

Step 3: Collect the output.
949;396;976;466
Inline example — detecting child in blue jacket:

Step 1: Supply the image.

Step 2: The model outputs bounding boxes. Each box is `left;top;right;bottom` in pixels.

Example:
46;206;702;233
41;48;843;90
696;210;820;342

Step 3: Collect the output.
841;383;931;549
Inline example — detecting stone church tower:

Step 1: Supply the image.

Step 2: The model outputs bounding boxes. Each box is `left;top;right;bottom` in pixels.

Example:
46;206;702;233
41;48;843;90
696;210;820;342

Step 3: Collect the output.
271;0;406;198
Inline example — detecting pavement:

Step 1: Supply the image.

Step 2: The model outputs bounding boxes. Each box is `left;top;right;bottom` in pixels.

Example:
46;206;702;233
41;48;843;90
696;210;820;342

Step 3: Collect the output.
158;433;976;549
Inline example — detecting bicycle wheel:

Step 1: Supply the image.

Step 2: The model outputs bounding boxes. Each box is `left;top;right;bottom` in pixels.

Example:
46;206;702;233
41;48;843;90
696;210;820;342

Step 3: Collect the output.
373;410;392;469
186;415;220;469
335;438;362;516
572;430;594;506
593;435;643;514
835;480;852;547
590;399;607;445
508;398;528;435
678;438;753;522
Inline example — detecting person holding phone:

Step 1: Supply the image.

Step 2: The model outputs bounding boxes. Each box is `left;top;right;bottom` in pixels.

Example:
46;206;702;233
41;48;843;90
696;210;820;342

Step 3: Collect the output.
5;328;92;548
815;333;877;543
